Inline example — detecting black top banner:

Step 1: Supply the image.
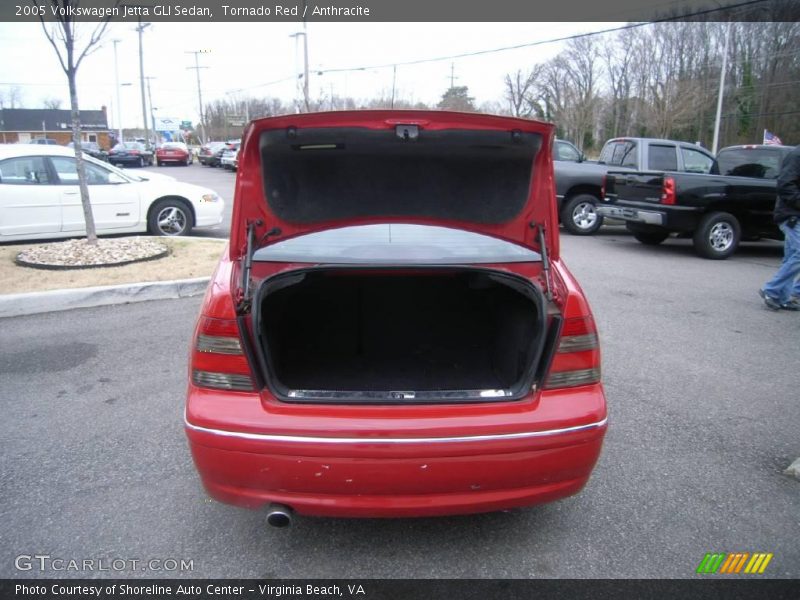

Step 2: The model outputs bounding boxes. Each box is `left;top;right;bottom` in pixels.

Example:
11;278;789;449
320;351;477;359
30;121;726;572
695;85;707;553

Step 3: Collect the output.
3;0;798;22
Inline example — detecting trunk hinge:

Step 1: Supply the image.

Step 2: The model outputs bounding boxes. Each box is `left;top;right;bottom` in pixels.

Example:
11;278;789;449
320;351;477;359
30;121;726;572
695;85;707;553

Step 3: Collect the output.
236;220;281;315
531;221;553;301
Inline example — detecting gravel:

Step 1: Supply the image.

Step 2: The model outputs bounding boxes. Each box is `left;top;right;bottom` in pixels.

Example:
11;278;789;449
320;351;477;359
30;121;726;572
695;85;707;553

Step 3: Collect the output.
15;237;169;268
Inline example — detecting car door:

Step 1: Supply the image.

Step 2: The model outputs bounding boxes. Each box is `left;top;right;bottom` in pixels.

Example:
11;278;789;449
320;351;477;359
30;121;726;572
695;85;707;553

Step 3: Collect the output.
0;155;61;237
49;156;141;232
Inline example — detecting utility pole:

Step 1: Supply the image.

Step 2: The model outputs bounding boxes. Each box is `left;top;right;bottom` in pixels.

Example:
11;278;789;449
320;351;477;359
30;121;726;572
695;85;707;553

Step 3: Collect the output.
712;22;732;155
144;76;156;142
290;31;310;111
112;39;122;143
391;65;397;109
449;62;457;88
186;50;210;143
135;20;151;147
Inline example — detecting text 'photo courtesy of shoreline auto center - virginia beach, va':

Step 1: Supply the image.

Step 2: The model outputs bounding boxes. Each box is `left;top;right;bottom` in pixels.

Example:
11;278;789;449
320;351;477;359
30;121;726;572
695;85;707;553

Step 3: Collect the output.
0;0;799;598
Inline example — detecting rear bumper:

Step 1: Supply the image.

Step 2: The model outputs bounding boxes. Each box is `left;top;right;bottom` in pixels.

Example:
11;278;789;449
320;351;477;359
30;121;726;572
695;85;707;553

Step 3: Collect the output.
185;385;607;517
598;202;701;231
597;204;664;225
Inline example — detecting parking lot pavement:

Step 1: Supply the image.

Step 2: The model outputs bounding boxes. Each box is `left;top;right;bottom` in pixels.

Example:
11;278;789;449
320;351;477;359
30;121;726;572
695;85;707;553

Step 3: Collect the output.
1;225;798;579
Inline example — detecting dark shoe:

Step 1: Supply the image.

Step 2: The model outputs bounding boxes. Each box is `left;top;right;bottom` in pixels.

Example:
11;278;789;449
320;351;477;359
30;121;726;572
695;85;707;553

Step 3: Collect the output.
780;298;800;311
759;289;781;311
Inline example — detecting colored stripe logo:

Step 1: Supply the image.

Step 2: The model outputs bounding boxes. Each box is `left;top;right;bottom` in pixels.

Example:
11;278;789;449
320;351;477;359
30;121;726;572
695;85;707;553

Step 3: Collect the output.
696;552;773;574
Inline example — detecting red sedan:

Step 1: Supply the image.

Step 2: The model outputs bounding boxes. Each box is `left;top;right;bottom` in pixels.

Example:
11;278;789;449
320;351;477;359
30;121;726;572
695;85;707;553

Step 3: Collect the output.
185;111;607;526
155;142;192;166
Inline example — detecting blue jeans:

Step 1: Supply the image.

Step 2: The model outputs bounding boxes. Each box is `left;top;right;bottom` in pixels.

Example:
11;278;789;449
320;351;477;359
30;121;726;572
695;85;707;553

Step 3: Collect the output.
763;219;800;304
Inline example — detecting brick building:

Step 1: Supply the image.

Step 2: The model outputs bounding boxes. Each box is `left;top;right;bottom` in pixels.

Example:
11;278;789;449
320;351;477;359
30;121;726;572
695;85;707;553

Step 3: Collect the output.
0;107;112;148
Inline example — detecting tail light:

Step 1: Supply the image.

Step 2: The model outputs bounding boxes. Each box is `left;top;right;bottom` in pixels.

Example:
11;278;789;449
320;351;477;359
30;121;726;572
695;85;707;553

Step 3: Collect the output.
191;316;255;391
600;175;606;199
544;315;601;389
660;176;676;205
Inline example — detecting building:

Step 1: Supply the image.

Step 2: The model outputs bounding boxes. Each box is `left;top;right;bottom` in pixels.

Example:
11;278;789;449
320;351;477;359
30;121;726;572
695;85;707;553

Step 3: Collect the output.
0;107;112;148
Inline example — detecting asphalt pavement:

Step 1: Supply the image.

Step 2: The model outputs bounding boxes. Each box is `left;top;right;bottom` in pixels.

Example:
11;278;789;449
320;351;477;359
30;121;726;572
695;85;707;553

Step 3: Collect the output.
1;214;798;578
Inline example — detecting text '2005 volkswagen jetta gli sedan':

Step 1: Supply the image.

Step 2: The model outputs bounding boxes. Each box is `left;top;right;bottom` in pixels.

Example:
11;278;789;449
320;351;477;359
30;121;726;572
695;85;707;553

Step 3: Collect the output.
184;111;607;525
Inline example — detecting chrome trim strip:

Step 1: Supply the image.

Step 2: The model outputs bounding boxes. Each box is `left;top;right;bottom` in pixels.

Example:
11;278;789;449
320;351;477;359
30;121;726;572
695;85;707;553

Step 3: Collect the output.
183;416;608;444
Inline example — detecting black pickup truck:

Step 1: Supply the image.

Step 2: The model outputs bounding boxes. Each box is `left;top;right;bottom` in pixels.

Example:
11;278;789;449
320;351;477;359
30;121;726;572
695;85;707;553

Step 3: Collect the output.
554;137;716;235
598;144;793;259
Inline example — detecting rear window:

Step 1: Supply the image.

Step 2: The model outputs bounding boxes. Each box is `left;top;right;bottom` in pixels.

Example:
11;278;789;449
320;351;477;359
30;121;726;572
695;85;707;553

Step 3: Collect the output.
260;127;542;224
715;148;784;179
648;144;678;171
253;224;541;264
601;140;637;167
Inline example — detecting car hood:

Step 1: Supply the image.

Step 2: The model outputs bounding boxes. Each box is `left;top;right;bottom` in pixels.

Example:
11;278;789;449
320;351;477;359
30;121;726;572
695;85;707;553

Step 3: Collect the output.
230;110;559;261
122;169;176;183
136;179;216;199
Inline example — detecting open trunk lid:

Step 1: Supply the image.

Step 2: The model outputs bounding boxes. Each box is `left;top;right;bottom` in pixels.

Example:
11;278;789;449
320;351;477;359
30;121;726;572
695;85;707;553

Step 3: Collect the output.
230;111;559;264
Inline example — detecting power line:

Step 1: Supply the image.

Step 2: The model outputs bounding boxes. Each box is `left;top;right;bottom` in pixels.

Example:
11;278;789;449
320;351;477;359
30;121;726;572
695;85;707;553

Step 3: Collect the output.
315;0;771;76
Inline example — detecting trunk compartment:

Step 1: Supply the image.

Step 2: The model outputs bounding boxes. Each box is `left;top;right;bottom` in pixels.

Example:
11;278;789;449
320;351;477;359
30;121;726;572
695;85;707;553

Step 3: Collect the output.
253;267;547;403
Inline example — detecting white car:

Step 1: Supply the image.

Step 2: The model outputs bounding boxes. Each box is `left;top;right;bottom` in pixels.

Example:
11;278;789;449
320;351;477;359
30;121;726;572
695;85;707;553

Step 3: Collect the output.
220;147;238;171
0;145;224;241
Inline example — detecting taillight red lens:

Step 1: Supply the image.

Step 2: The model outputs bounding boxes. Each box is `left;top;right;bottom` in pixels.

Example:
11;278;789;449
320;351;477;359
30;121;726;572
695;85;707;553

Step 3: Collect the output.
544;316;601;389
600;175;606;199
191;316;255;391
661;176;676;205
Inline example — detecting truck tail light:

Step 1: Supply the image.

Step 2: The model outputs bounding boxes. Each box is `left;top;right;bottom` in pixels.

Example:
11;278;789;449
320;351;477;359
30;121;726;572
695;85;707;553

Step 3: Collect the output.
600;175;606;199
661;176;676;205
191;316;255;392
544;316;601;389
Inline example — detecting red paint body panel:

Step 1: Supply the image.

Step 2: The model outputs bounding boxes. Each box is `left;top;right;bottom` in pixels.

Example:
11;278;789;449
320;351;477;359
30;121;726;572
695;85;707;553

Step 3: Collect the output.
229;110;560;262
185;111;607;518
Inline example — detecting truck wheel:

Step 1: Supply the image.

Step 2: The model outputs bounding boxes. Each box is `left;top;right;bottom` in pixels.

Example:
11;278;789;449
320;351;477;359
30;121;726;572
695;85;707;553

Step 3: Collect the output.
633;231;670;245
562;194;603;235
693;212;740;259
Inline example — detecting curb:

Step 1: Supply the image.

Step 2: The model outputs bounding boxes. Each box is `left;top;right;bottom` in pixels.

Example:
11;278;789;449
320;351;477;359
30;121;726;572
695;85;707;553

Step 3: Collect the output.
0;277;210;318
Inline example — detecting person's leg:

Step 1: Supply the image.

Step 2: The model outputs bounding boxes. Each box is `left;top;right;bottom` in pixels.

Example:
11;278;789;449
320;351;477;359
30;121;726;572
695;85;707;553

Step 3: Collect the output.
762;221;800;304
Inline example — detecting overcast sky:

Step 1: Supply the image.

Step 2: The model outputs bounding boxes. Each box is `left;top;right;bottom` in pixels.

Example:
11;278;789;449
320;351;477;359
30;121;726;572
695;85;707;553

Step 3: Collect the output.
0;21;623;129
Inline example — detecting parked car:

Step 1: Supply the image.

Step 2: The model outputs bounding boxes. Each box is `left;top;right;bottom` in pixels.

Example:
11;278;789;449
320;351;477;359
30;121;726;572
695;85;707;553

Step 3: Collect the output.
107;142;154;167
184;111;608;524
198;141;228;166
599;144;793;259
220;144;239;170
27;138;60;145
156;141;193;166
66;141;108;162
554;137;715;235
0;145;224;240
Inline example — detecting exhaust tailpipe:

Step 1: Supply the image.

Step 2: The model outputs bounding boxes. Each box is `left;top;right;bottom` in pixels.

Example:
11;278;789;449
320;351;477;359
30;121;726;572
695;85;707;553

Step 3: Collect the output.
265;503;293;528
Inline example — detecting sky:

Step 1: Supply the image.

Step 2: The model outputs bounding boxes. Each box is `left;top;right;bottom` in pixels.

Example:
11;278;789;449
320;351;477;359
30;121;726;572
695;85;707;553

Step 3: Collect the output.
0;21;624;130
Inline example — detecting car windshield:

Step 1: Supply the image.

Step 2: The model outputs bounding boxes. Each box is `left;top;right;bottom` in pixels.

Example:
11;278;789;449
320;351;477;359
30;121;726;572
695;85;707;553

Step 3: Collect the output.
161;143;186;150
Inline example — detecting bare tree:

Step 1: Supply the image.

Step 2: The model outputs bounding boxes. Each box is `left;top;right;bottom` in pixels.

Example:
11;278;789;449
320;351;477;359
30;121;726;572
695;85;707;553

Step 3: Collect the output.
0;86;25;109
42;96;63;109
34;0;119;245
504;68;541;118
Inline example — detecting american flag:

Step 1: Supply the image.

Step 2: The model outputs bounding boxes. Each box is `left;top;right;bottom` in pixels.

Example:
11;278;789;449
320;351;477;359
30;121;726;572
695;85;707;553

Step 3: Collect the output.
763;129;783;145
